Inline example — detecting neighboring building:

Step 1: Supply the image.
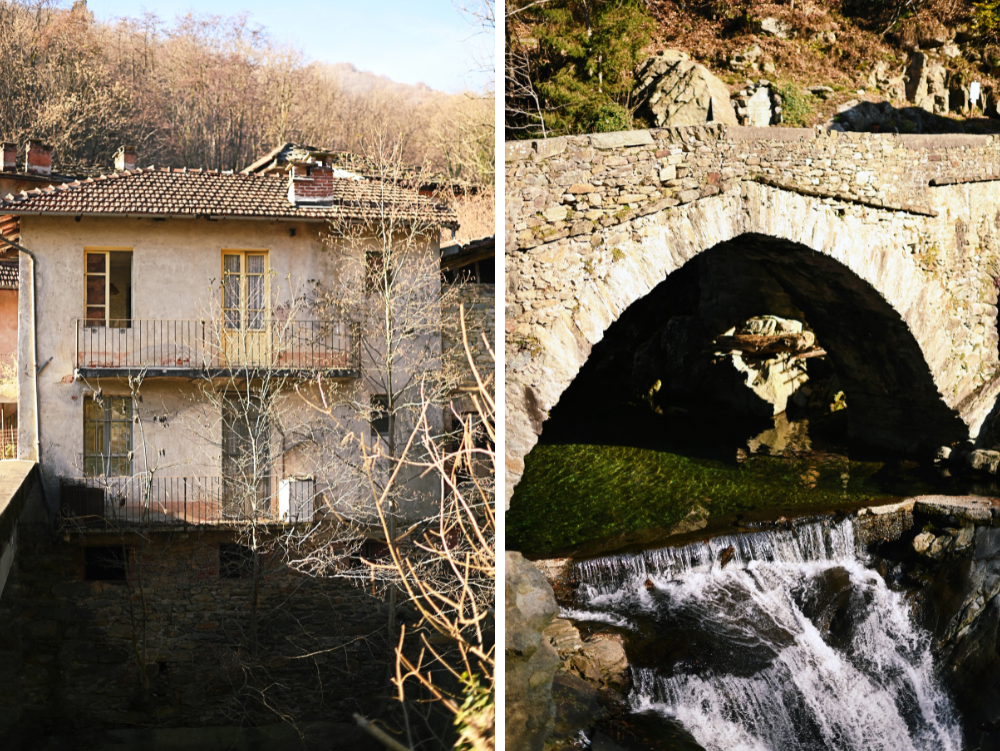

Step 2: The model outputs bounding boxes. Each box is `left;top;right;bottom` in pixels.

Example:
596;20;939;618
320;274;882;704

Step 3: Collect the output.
0;260;16;456
0;139;82;459
441;235;495;444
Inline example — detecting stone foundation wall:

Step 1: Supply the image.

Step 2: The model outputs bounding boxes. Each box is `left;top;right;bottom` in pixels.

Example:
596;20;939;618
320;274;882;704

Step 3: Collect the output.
0;523;391;743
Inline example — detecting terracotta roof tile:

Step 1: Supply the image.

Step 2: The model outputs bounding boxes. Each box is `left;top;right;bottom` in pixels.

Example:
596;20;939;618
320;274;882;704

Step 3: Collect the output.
0;260;17;288
0;167;457;226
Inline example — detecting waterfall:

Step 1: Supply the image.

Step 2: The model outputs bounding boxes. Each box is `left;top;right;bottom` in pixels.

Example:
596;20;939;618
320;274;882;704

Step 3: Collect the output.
569;518;963;751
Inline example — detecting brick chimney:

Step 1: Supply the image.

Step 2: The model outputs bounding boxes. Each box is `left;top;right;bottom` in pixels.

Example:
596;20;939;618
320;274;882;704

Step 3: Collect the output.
114;145;136;172
25;140;52;176
287;162;335;204
1;143;15;172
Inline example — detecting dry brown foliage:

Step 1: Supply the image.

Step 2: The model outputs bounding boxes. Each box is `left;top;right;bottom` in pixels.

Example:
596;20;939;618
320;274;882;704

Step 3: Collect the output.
640;0;1000;126
0;0;494;183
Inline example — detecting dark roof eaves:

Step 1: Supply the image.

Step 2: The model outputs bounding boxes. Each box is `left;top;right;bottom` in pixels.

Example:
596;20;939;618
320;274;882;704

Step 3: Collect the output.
4;209;459;226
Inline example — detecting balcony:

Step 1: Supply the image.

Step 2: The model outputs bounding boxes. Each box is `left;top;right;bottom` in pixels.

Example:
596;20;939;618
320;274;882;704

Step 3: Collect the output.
60;475;322;529
75;319;360;379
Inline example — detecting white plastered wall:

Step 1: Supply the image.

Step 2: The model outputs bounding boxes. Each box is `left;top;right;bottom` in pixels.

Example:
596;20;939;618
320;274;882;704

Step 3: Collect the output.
15;215;442;519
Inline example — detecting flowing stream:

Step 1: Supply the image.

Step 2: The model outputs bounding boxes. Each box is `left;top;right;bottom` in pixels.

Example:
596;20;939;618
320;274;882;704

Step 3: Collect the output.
569;518;963;751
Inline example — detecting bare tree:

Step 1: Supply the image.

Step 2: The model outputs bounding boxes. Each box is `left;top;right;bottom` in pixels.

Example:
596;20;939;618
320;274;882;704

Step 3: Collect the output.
0;1;493;177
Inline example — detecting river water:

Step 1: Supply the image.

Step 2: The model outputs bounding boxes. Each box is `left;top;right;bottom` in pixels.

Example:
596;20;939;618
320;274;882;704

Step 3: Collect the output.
568;518;963;751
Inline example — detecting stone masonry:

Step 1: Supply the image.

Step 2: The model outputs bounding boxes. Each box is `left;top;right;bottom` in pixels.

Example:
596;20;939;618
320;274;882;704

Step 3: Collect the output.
506;125;1000;508
0;522;393;745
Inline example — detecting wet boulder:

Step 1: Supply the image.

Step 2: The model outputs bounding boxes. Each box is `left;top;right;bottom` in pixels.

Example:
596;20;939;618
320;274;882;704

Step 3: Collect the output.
548;670;604;745
794;566;859;649
544;618;629;690
506;552;561;751
571;635;629;690
968;449;1000;474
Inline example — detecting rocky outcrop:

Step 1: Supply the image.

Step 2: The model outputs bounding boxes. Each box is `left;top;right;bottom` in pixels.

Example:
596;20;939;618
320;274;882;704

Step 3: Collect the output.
905;52;950;114
505;552;560;751
539;618;631;749
862;496;1000;748
633;51;738;128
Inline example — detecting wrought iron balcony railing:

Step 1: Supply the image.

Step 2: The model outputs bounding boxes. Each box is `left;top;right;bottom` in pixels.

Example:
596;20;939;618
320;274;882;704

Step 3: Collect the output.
75;318;360;377
60;475;322;529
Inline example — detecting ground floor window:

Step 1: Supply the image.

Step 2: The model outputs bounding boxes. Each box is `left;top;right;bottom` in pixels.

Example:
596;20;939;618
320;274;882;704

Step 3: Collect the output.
84;545;127;580
220;543;255;578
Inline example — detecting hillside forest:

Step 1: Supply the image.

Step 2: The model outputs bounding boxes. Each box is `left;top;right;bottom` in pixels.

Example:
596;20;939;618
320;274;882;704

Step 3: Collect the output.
0;0;495;191
506;0;1000;138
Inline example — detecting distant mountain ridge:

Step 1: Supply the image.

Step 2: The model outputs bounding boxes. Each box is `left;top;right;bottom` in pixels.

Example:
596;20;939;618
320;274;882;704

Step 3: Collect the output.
319;62;440;101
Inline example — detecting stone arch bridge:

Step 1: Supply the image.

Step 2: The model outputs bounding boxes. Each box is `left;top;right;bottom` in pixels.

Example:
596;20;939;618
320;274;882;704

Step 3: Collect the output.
505;125;1000;508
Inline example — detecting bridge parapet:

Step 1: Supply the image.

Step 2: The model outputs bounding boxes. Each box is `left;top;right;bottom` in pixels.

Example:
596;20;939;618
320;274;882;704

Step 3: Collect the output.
506;125;1000;254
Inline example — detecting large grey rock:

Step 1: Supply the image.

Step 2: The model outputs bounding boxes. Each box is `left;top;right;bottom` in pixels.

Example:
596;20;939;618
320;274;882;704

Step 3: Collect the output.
905;52;949;114
634;51;738;127
760;17;793;39
505;552;560;751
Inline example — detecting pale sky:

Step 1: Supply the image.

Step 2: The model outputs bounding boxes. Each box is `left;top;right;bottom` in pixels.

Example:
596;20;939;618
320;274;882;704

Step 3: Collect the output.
86;0;492;93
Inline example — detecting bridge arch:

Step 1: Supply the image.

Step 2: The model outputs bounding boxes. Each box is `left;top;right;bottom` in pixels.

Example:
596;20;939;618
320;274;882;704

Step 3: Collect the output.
506;182;991;505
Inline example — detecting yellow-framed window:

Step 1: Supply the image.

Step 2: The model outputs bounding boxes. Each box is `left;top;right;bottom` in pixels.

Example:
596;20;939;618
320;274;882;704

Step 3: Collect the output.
85;249;132;328
222;250;268;331
83;395;132;477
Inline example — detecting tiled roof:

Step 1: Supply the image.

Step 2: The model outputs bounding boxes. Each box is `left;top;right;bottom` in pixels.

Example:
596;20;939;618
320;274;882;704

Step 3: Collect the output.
0;167;458;226
242;143;475;194
441;235;495;270
0;260;17;289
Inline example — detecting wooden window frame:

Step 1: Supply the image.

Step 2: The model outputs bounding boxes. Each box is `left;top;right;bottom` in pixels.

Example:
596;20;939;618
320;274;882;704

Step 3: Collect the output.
84;247;133;328
221;250;270;332
365;250;387;294
83;395;132;477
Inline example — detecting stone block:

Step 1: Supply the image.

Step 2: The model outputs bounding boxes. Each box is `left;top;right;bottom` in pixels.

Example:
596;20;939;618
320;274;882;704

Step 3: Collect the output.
506;141;533;162
590;130;655;149
533;137;568;160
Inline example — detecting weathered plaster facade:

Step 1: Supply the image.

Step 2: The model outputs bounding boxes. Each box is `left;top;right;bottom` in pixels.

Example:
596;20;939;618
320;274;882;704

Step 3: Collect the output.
13;215;442;516
505;126;1000;507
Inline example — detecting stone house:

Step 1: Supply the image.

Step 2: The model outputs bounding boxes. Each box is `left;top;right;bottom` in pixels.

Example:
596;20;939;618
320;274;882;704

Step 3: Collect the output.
1;144;456;521
0;144;460;745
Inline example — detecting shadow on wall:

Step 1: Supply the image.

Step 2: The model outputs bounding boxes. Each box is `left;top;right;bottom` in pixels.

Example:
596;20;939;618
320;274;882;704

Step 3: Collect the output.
831;99;1000;134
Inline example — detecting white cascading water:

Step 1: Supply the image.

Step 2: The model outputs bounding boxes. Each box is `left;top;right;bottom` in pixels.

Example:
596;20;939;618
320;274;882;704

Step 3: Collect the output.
570;518;963;751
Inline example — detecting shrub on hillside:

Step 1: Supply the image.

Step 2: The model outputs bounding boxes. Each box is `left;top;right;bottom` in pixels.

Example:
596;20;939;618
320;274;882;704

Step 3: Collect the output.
778;83;816;126
506;0;654;137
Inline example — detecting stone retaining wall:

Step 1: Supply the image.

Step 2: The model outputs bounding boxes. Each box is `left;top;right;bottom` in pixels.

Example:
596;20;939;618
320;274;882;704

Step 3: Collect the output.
0;524;391;743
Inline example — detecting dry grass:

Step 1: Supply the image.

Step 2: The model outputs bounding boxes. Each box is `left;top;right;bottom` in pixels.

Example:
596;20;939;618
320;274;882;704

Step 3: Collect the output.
639;0;1000;127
